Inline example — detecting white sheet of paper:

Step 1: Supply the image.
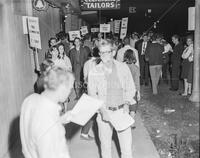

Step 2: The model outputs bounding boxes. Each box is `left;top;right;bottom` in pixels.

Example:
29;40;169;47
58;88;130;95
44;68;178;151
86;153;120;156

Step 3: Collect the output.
70;94;104;126
107;109;135;131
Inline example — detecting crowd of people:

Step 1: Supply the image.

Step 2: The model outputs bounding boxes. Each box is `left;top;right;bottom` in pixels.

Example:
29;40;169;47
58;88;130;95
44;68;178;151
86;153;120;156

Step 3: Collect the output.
20;29;194;158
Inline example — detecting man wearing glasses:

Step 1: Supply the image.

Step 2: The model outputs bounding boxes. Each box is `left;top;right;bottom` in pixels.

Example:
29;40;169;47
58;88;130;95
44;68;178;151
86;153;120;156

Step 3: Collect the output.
88;39;136;158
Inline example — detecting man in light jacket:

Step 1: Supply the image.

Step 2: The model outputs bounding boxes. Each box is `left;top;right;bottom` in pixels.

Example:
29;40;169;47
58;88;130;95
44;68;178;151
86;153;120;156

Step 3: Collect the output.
88;39;136;158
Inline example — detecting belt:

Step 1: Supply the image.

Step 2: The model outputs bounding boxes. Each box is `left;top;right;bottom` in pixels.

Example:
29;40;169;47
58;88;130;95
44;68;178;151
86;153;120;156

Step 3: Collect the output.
108;104;124;111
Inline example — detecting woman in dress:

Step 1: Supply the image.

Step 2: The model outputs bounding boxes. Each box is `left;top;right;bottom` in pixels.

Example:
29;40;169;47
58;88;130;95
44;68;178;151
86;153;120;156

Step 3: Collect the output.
181;35;194;96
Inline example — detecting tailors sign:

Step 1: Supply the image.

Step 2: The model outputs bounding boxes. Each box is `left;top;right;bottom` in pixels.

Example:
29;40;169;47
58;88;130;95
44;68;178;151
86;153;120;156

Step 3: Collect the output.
81;0;120;10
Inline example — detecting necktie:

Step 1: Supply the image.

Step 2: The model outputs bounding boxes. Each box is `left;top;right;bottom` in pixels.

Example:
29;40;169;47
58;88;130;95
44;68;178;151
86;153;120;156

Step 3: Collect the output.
142;42;146;55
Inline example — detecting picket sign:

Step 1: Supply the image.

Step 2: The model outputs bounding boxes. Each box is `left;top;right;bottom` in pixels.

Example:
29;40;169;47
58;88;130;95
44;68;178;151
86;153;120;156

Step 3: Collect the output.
69;30;81;41
100;24;111;33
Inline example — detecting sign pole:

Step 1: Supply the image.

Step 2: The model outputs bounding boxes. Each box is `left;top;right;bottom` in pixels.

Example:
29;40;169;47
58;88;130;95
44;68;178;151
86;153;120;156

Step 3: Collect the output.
33;48;40;72
189;0;200;103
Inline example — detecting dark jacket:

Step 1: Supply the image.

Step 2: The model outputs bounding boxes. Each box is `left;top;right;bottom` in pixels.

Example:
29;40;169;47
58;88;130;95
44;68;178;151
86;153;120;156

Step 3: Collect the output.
145;42;164;66
171;42;184;65
137;41;151;56
69;46;90;81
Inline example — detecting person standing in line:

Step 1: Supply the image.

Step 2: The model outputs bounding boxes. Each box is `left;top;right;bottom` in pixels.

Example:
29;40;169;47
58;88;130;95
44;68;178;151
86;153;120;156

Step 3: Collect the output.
181;35;194;96
45;37;58;59
161;39;173;84
88;39;136;158
116;36;140;68
130;32;140;49
145;34;164;95
137;34;150;86
20;66;75;158
57;43;72;72
69;37;89;100
123;49;141;119
170;35;184;91
80;50;100;140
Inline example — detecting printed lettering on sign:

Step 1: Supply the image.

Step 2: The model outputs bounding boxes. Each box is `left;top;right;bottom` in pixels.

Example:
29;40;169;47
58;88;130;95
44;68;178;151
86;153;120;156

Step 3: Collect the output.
27;17;42;49
100;24;111;33
81;0;120;10
69;31;81;41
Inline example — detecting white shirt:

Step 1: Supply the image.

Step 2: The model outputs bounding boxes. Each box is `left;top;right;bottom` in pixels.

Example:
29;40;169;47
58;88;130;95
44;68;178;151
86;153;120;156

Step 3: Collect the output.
83;57;97;82
163;43;173;54
116;45;140;68
130;38;138;48
54;56;72;72
20;93;70;158
182;44;194;62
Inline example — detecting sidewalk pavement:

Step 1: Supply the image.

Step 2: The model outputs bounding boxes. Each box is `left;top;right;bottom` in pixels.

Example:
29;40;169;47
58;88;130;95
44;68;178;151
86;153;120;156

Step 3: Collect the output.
68;111;160;158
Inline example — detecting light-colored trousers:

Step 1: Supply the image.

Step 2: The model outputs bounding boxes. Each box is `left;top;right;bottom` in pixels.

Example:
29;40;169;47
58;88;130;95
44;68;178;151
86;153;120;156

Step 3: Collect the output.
149;65;162;94
96;114;133;158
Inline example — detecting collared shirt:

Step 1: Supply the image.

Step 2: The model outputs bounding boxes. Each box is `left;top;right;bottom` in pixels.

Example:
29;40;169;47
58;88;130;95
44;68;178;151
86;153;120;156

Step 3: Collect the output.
116;45;140;68
88;60;136;106
20;93;70;158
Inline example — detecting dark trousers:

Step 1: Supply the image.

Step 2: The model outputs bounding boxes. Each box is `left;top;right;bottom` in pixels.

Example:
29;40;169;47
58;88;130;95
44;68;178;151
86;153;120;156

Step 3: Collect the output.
171;64;180;90
162;62;170;83
74;81;83;98
139;55;149;85
81;114;96;134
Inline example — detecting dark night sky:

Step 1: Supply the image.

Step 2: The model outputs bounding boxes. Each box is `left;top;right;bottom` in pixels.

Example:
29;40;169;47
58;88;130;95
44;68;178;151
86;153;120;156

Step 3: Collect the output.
100;0;195;37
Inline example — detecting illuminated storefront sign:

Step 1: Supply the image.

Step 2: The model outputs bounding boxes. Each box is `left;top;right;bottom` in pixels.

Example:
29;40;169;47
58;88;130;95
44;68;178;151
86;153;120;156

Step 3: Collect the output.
81;0;120;10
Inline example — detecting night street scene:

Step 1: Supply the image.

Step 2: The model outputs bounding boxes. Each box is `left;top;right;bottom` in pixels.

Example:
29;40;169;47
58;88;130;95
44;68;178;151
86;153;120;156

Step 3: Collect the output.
0;0;199;158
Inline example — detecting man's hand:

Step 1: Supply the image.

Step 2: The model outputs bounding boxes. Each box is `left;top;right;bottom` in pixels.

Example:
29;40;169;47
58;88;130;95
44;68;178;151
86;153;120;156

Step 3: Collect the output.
99;108;110;122
123;104;130;113
130;111;136;118
60;110;74;124
136;91;141;101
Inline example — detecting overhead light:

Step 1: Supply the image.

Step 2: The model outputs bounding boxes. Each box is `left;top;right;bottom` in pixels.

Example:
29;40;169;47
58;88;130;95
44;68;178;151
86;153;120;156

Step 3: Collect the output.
65;15;68;18
148;9;152;13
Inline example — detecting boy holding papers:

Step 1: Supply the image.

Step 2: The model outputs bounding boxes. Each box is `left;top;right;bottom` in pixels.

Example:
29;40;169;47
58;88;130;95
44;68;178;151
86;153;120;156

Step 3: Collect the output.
88;39;136;158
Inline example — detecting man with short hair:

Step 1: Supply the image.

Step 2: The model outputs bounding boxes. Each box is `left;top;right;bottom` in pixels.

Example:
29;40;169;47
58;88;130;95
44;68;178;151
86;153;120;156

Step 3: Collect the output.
88;39;136;158
145;34;164;94
137;34;150;85
170;34;184;91
69;37;90;99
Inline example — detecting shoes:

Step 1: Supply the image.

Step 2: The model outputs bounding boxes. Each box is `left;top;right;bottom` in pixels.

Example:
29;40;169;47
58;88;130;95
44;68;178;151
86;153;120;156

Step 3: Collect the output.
181;93;188;96
80;134;94;141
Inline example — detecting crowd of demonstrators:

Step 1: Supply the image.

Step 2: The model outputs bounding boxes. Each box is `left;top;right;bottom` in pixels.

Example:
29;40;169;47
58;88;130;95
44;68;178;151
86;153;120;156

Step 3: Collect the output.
27;28;195;158
119;31;194;97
